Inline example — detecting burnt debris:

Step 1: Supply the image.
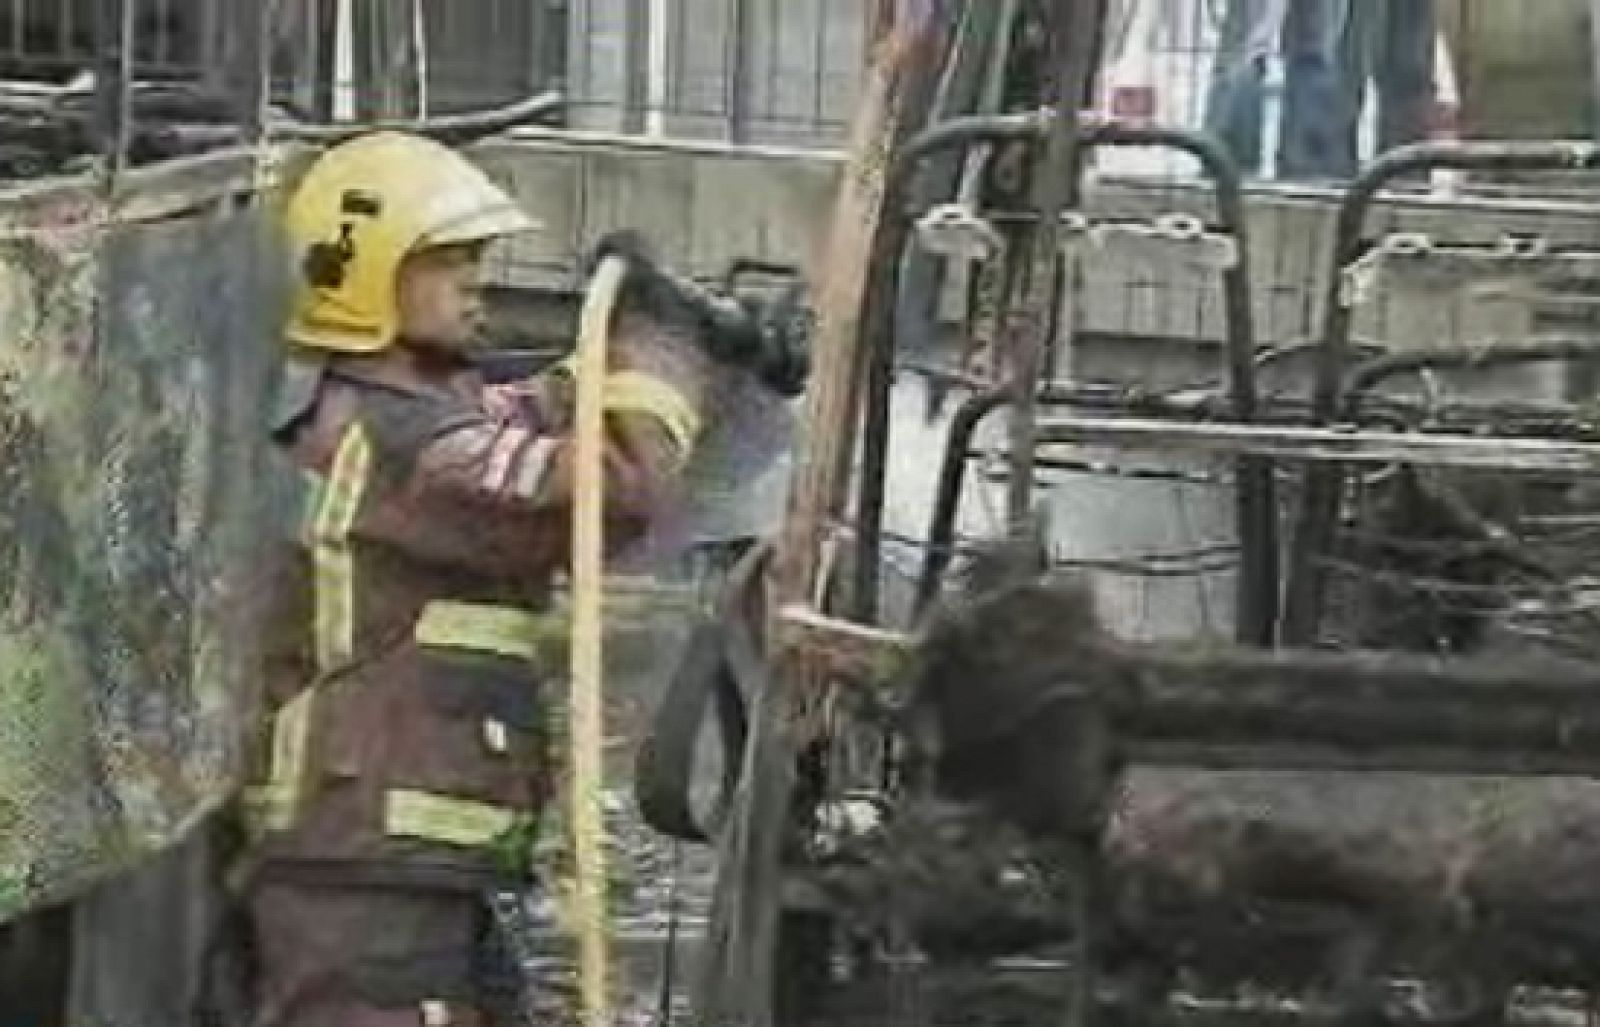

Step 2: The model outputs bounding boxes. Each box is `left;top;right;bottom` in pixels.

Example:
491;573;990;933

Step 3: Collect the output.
818;538;1600;1017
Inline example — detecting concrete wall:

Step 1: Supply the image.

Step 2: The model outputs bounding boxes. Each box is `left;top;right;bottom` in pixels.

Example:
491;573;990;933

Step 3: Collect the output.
479;132;1600;355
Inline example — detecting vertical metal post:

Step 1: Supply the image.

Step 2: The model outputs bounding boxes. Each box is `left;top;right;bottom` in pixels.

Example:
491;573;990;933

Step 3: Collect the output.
528;0;550;93
224;0;268;143
1005;0;1108;533
152;0;169;64
307;0;332;122
8;0;22;57
198;0;222;98
728;0;754;143
645;0;668;135
94;0;134;190
1589;0;1600;139
412;0;429;118
352;0;374;119
810;0;826;138
61;0;78;61
354;0;421;119
332;0;354;120
623;0;650;133
567;0;592;128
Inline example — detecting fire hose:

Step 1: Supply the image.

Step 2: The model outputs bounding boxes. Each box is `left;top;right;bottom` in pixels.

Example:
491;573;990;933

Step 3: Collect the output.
566;253;628;1023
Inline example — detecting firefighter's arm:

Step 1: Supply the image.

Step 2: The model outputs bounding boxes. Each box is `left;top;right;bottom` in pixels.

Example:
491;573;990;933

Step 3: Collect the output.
392;315;713;575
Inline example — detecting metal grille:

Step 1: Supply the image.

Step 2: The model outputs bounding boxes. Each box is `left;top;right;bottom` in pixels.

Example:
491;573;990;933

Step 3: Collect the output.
0;0;217;79
423;0;564;114
0;0;870;152
270;0;862;143
564;0;869;149
0;0;93;78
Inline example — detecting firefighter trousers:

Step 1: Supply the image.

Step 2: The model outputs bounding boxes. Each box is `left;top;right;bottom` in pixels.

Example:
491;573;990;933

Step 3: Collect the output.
249;876;514;1027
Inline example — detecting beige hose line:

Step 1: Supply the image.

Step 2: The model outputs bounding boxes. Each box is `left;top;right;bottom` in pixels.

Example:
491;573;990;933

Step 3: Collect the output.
568;253;627;1024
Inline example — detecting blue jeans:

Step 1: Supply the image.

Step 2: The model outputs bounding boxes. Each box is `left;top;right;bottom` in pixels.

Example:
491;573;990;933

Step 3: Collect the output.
1340;0;1437;163
1205;0;1348;179
1204;0;1435;180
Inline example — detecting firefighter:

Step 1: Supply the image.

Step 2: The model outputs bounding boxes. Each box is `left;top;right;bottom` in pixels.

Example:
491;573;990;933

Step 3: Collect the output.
241;130;769;1027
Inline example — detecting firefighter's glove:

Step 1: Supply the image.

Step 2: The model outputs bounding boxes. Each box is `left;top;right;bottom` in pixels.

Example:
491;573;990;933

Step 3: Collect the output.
585;230;813;398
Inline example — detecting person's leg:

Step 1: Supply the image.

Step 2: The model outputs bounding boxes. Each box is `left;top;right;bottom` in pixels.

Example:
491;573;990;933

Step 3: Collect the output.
1332;0;1374;173
1278;0;1356;180
1374;0;1438;155
1204;0;1285;174
250;877;489;1027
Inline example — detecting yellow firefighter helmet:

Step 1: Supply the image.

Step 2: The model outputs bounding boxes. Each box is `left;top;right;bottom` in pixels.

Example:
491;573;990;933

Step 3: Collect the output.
283;131;538;353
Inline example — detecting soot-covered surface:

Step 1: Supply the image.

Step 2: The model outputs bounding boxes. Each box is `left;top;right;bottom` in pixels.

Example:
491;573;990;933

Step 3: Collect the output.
873;544;1600;997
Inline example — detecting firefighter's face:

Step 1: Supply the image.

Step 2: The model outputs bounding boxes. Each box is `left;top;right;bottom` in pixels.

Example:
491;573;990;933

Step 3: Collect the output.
396;242;487;351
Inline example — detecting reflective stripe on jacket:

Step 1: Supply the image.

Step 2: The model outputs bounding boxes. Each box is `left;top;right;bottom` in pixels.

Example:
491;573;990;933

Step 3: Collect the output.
246;346;706;884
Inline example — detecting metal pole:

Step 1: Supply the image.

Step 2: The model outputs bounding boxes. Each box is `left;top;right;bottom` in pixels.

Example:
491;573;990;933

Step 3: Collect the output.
728;0;754;144
645;0;668;135
1590;0;1600;139
356;0;420;120
227;0;269;144
623;0;650;133
332;0;354;120
1005;0;1109;534
93;0;135;191
412;0;429;119
915;388;1010;613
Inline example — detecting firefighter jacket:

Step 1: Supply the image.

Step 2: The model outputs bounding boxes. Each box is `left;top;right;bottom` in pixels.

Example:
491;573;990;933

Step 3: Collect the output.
245;317;710;890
